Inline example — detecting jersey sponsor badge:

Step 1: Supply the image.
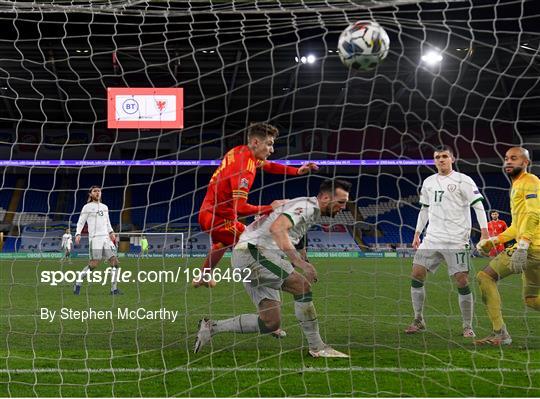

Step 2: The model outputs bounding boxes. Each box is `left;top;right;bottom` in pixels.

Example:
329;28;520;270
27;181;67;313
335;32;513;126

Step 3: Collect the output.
294;207;304;215
526;193;538;199
239;178;249;189
448;184;457;192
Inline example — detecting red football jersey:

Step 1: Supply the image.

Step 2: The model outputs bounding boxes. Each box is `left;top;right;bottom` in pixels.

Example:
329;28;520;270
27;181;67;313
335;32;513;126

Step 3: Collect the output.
488;219;507;237
200;145;297;221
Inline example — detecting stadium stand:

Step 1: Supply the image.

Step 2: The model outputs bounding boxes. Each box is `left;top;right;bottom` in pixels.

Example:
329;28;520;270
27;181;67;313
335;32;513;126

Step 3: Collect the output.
1;171;511;252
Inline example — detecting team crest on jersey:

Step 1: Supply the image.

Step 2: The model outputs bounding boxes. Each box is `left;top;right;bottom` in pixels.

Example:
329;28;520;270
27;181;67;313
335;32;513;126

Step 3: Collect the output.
239;178;249;189
447;184;457;192
294;207;304;215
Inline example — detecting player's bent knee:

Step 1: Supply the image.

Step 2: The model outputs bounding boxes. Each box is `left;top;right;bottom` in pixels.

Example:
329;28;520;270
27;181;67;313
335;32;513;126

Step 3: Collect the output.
476;270;494;284
524;296;540;310
411;265;426;281
260;318;280;332
259;298;281;313
258;302;281;332
283;272;311;295
454;273;469;288
299;279;312;294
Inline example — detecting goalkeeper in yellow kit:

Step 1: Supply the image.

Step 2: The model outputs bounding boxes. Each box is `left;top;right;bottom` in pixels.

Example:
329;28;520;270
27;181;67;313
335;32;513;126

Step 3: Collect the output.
476;147;540;345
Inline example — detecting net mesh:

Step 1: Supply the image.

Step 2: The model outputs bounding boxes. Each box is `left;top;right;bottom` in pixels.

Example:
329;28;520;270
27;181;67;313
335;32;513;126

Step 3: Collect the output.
0;0;539;397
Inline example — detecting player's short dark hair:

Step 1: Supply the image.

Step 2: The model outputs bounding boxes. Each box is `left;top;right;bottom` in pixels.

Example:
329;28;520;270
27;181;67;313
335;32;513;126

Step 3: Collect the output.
247;122;279;140
318;179;352;195
434;145;454;156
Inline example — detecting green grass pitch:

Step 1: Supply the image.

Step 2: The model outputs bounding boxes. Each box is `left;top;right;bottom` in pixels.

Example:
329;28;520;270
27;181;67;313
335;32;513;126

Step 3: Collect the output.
0;257;538;397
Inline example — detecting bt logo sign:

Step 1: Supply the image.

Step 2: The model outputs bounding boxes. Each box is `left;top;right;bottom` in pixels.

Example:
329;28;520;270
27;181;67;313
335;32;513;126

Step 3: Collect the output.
122;98;139;114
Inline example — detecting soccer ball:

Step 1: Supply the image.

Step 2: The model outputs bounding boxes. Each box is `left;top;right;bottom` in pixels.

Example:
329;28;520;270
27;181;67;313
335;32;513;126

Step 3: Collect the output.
337;20;390;71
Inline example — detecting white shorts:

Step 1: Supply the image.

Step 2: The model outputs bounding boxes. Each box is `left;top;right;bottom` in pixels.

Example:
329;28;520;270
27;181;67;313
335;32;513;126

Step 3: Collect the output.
63;243;72;251
89;237;117;261
232;243;294;307
413;239;471;276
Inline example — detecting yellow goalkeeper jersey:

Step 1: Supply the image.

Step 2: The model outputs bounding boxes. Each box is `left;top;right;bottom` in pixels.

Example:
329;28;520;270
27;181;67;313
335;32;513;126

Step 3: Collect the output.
497;171;540;248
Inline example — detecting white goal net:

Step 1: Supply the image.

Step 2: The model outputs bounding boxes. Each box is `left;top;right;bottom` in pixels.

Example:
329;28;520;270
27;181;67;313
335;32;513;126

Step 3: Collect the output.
0;0;538;397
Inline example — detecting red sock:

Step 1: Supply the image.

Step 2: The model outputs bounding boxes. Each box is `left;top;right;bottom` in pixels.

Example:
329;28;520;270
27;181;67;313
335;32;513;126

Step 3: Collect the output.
201;243;228;272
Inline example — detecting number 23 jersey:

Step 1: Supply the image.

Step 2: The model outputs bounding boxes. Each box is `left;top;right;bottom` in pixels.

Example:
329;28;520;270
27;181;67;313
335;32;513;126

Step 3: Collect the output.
76;202;113;240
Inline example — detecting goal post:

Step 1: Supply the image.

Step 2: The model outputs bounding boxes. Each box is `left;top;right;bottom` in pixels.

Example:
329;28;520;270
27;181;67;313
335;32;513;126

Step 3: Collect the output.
115;232;185;258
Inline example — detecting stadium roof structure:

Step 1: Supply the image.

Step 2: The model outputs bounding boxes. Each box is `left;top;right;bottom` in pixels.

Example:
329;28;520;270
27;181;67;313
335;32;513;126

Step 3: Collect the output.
0;0;537;161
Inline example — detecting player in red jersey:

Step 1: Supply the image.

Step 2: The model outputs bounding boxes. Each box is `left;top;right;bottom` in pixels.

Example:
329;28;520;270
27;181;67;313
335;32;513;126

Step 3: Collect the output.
487;211;507;257
194;122;318;288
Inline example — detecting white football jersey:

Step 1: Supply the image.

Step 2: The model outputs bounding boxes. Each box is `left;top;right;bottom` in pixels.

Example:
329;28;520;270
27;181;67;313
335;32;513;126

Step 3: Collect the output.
76;201;114;239
419;171;483;244
238;197;320;252
62;233;72;247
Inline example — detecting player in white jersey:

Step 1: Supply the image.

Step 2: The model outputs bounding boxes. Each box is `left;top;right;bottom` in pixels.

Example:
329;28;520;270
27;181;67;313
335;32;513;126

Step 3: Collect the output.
194;179;351;358
73;186;120;295
61;228;73;263
405;146;489;337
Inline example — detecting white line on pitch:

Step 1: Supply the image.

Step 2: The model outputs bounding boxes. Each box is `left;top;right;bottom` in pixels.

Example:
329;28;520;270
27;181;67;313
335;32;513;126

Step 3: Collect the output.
0;367;538;374
1;314;538;319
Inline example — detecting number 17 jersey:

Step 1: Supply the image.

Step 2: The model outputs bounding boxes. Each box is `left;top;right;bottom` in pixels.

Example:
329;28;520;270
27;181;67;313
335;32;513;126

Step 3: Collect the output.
419;171;484;245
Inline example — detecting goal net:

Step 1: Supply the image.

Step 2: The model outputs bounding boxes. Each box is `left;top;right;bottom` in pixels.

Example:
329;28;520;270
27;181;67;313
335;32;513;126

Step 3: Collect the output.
0;0;538;397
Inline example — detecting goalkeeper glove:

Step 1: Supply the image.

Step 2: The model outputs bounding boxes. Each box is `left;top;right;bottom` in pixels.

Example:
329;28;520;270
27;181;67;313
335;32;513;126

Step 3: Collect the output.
510;240;529;274
476;237;499;257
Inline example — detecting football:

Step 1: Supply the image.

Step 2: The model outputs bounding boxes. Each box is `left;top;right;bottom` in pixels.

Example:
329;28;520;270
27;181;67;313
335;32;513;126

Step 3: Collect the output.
337;20;390;71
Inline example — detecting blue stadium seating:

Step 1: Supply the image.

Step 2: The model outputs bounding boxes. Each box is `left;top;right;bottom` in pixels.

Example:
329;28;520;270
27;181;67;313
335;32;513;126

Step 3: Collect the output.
0;174;17;210
4;170;511;248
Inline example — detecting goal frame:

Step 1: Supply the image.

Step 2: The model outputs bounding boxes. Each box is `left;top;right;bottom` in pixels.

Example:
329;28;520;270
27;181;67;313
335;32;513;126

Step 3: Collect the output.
113;232;185;258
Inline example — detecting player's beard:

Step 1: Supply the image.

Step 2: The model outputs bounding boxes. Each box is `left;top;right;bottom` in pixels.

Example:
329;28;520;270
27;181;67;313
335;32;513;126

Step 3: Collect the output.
323;207;338;218
505;165;523;178
320;208;331;217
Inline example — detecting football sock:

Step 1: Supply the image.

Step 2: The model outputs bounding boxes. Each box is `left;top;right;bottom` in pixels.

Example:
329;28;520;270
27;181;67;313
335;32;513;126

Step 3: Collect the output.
110;267;119;291
476;271;504;331
457;286;473;328
525;296;540;311
76;265;91;287
410;280;425;320
201;243;227;273
294;293;325;350
212;314;259;334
